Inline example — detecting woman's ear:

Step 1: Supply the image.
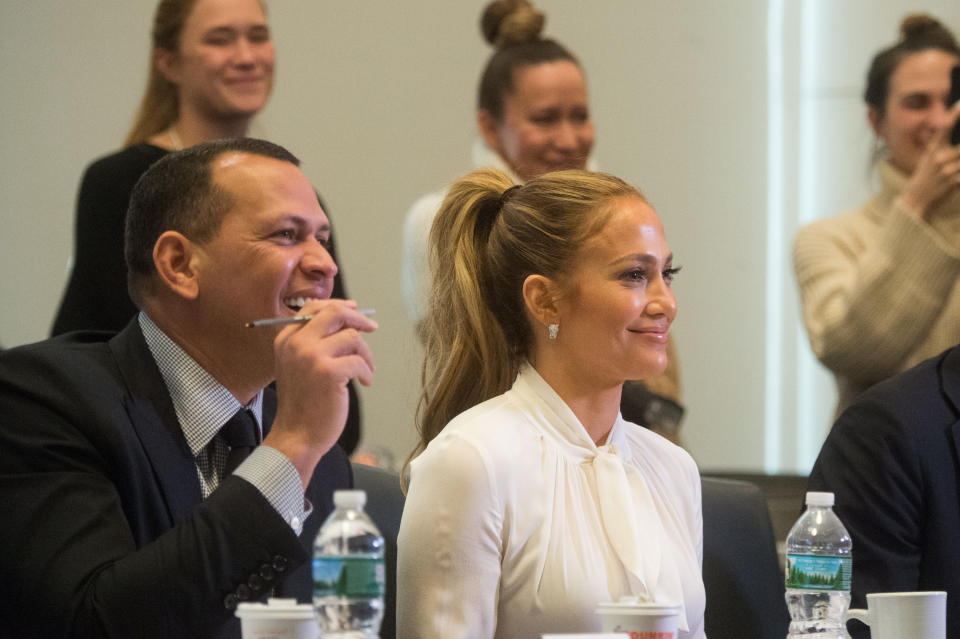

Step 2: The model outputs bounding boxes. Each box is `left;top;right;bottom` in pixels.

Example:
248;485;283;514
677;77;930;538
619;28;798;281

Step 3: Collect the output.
867;105;884;138
153;231;201;300
154;47;181;85
522;274;560;330
477;109;504;155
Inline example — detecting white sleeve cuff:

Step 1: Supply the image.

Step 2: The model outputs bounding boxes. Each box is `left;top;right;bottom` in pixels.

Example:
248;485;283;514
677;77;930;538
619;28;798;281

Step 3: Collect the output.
233;446;309;535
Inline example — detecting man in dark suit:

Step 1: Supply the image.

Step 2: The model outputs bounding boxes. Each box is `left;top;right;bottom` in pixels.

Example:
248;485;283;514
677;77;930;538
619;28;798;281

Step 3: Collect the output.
808;344;960;639
0;139;377;638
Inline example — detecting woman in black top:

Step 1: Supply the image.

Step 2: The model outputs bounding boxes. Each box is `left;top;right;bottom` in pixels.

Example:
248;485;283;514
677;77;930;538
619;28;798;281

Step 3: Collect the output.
53;0;360;452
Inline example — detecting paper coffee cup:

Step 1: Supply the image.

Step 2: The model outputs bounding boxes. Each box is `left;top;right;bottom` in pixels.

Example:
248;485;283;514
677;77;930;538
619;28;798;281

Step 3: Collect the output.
235;597;319;639
595;596;681;639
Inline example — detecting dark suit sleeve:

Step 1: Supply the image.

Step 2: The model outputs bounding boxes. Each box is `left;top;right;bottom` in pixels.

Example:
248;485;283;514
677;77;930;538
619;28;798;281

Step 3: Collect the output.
0;355;307;639
808;399;923;638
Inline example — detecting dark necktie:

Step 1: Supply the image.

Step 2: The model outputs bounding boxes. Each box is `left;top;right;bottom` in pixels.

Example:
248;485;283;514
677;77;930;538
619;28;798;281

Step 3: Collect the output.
220;409;259;477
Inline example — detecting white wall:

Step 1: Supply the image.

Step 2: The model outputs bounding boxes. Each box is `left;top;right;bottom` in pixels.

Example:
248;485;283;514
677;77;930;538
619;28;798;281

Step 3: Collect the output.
1;1;957;474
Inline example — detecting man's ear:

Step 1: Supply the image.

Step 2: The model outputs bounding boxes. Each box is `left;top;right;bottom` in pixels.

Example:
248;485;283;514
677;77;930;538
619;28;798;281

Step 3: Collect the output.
478;109;504;156
152;231;201;300
522;274;560;331
154;47;181;85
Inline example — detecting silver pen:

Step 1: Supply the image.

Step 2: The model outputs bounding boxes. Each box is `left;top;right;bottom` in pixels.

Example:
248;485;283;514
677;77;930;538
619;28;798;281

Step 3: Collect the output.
244;308;376;328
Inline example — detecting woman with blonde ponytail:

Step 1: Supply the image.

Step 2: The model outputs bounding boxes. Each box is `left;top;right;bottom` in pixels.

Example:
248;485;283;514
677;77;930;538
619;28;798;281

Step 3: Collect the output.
416;170;519;450
398;168;706;638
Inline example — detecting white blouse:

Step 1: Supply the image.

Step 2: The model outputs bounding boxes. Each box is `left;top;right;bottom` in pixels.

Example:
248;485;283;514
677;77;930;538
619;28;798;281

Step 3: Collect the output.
397;365;706;639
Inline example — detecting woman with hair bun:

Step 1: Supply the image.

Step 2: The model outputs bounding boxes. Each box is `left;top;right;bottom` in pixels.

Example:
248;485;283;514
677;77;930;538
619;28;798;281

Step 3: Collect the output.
402;0;684;440
402;0;595;325
397;168;705;638
793;13;960;417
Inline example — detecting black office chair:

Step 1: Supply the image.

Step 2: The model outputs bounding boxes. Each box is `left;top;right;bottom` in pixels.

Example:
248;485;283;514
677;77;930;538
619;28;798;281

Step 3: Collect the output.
352;463;405;639
701;477;790;639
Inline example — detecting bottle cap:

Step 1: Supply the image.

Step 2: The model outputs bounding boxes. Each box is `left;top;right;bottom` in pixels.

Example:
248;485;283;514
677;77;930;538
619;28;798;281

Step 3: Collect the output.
333;489;367;508
805;491;834;507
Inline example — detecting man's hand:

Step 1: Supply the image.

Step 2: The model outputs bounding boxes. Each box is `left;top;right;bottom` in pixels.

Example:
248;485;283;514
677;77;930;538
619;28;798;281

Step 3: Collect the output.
263;299;376;488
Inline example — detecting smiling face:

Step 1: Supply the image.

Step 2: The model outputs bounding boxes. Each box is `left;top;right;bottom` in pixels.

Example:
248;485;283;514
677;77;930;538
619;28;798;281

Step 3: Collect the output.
159;0;275;124
192;152;335;380
548;196;677;390
481;60;595;181
869;49;959;174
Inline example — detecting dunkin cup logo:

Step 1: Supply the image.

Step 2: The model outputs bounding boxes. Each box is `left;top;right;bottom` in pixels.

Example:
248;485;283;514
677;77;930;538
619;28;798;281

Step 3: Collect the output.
614;628;675;639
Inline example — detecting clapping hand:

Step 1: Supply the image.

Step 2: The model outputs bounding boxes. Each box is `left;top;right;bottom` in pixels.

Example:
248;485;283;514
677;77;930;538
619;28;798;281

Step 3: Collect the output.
899;102;960;220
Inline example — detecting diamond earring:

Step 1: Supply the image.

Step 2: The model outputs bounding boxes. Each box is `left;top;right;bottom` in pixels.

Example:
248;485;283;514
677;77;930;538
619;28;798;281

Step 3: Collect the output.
548;323;559;340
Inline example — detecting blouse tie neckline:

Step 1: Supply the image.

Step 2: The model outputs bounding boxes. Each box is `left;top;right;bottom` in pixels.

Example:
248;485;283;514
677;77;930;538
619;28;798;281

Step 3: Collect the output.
512;364;690;630
592;442;661;599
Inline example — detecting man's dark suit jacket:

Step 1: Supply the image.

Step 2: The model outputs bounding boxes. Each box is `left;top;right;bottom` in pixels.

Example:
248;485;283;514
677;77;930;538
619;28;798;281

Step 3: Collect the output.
0;320;351;638
808;345;960;639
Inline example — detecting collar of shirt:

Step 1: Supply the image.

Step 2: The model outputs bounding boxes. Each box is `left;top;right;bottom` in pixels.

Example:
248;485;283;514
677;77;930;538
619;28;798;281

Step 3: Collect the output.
138;312;264;456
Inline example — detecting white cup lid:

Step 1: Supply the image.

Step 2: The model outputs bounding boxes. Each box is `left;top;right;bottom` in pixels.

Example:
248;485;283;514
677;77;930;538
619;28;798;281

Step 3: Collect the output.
235;597;315;620
596;597;682;615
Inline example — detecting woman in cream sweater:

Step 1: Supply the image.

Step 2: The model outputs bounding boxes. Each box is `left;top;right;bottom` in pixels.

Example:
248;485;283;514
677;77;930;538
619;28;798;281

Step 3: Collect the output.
793;14;960;416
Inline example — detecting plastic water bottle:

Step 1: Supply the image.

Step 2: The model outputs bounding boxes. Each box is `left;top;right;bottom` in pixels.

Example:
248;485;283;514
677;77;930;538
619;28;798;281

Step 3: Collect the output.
313;489;385;638
785;491;852;638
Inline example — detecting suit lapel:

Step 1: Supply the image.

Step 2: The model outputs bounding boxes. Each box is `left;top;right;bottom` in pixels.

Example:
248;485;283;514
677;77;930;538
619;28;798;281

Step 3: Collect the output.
940;347;960;471
110;320;202;525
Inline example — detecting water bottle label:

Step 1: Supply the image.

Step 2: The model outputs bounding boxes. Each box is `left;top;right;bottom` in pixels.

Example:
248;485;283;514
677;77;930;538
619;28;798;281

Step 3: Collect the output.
313;556;385;597
785;554;851;591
